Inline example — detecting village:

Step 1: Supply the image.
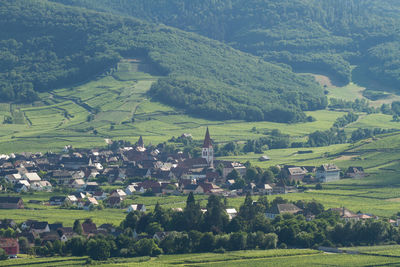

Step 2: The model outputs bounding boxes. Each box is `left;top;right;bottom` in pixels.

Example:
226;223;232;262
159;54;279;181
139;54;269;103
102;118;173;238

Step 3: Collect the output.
0;128;374;258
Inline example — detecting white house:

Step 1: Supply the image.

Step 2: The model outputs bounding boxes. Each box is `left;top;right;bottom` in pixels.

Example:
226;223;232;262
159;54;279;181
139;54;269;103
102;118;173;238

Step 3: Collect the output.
226;208;238;220
125;184;137;195
316;164;341;182
23;172;41;183
126;204;146;213
5;174;22;184
31;181;52;192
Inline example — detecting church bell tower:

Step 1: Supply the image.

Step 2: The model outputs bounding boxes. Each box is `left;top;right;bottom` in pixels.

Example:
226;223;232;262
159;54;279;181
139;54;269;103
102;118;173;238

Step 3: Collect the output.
202;127;213;167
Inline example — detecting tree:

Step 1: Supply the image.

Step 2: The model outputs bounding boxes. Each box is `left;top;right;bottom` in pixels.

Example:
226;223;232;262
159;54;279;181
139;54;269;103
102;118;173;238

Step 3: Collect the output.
203;195;229;233
198;232;215;252
227;169;240;180
66;236;86;256
183;192;203;231
18;237;29;254
134;238;162;256
229;232;247;251
73;219;83;235
87;239;111;260
122;211;139;230
0;248;7;260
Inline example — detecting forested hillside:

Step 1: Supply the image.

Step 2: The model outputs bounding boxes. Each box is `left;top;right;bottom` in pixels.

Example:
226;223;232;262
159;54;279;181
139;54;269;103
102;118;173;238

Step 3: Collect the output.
54;0;400;88
0;0;325;122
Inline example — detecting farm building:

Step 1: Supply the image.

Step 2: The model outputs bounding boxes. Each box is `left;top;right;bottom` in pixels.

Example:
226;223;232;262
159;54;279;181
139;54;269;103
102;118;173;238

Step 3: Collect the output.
0;196;24;209
316;164;340;182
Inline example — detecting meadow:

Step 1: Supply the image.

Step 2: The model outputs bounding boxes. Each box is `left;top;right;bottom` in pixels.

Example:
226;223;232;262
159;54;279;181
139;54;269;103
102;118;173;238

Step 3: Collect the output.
3;248;400;266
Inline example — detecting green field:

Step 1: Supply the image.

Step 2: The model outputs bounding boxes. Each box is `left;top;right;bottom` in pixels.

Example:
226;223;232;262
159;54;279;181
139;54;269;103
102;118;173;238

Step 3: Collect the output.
2;61;400;155
3;248;400;266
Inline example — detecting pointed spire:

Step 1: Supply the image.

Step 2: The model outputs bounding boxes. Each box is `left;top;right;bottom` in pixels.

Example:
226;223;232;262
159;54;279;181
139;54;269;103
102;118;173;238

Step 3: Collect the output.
203;127;212;148
138;136;144;148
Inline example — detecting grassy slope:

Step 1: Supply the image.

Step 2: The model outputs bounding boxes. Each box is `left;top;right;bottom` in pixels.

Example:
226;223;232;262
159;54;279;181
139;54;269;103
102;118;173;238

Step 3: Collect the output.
0;61;342;154
2;61;400;154
4;248;400;266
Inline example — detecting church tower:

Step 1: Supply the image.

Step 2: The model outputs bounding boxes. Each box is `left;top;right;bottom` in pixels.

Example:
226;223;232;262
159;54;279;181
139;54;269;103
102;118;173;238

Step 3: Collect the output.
202;127;213;167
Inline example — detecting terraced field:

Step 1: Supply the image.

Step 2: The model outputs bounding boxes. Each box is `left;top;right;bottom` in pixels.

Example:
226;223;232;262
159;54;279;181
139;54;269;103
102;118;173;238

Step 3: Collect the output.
2;61;400;155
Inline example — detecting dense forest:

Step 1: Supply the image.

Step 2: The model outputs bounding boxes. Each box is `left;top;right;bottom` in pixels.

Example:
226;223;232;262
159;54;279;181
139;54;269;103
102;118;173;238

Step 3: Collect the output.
0;0;326;122
54;0;400;89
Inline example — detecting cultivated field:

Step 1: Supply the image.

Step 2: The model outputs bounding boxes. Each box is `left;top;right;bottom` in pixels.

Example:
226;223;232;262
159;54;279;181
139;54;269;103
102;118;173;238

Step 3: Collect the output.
4;248;400;266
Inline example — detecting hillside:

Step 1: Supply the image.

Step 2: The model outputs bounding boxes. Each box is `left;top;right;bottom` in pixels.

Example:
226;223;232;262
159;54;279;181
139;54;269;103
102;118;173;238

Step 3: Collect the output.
53;0;400;89
0;0;326;123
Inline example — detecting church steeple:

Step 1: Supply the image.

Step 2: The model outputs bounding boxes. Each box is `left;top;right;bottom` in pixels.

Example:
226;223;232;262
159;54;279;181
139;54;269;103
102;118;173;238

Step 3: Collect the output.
202;127;213;167
137;136;144;149
203;127;212;148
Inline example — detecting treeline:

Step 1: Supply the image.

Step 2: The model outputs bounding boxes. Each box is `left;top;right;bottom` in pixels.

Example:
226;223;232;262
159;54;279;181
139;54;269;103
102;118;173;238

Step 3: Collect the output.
54;0;400;89
0;0;327;123
17;193;400;261
329;98;376;113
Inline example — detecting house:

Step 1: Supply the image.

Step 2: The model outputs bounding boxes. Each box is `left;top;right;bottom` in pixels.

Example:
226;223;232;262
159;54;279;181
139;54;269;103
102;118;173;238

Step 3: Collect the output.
330;207;360;222
0;238;19;257
258;184;273;195
259;155;270;162
107;196;123;207
70;179;85;189
183;184;201;194
14;183;29;193
49;223;63;232
198;182;223;194
5;173;21;184
346;167;365;178
30;221;50;234
82;221;97;235
125;184;136;195
31;181;52;192
66;195;78;205
0;196;24;209
51;170;73;185
221;161;247;179
58;227;77;242
226;208;237;220
84;184;100;194
126;204;146;213
22;172;41;183
49;196;67;206
110;189;127;199
153;231;170;241
98;224;116;233
93;191;107;200
83;197;99;210
40;232;60;243
316;164;341;182
286;166;307;181
266;203;302;219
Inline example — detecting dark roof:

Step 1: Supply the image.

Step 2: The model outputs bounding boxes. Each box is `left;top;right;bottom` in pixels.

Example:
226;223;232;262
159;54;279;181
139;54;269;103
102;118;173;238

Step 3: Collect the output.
31;221;48;230
85;185;99;192
49;223;63;231
277;204;302;214
0;197;22;204
107;196;122;205
203;127;212;148
346;166;364;173
49;196;66;202
82;222;97;234
183;184;198;190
